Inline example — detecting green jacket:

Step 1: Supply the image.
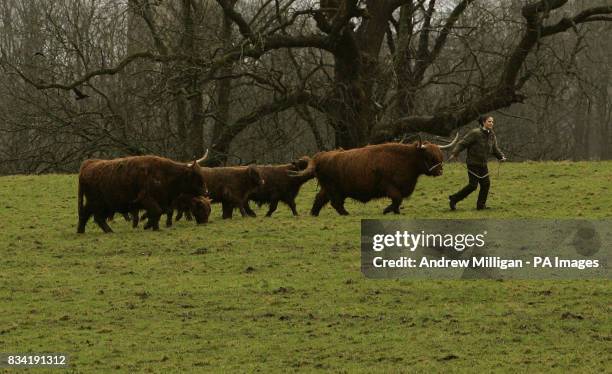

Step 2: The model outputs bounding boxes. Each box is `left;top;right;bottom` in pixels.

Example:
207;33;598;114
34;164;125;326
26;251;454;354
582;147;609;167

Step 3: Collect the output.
451;127;505;167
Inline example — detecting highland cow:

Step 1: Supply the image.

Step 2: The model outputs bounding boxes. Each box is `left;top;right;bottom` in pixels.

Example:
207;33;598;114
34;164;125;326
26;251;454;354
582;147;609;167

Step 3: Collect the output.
199;164;265;219
292;135;458;216
77;155;206;233
138;193;212;227
244;156;311;217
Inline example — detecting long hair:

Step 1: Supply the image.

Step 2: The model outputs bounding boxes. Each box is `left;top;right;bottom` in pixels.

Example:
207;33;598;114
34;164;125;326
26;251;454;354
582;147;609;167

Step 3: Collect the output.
478;115;493;126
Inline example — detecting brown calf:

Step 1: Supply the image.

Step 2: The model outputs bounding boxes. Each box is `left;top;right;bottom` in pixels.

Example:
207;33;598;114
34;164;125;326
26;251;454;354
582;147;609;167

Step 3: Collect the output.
244;156;311;217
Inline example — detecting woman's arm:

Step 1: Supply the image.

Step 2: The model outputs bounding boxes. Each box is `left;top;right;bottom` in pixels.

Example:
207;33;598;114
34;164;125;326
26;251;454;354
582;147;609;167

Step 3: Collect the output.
492;133;505;160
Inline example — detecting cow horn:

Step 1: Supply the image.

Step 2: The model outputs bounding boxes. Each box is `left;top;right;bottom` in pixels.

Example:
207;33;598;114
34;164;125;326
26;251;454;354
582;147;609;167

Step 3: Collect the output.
188;149;209;166
416;134;422;148
438;131;459;150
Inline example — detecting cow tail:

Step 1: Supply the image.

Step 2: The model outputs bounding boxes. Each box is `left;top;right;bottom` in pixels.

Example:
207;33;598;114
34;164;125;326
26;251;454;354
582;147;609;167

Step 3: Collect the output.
289;159;316;181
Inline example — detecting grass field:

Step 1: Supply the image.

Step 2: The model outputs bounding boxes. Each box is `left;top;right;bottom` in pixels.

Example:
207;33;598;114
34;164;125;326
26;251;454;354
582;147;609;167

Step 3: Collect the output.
1;161;611;372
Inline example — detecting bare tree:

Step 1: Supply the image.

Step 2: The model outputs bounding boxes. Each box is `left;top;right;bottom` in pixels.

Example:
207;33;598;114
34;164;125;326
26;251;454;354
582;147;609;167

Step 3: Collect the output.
1;0;611;173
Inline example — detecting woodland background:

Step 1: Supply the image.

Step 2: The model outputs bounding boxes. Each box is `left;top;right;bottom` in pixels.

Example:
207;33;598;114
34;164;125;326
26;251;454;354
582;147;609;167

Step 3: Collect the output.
0;0;611;174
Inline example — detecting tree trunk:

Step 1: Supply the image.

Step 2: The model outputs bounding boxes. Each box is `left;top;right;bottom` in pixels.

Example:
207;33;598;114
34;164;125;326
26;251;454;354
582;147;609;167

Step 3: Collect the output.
175;93;189;160
207;2;235;166
597;72;611;160
329;29;380;148
187;90;205;160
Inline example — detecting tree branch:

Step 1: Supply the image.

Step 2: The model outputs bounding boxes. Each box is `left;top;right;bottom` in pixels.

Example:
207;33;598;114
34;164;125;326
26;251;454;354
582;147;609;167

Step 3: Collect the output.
541;6;612;37
131;0;168;55
429;0;473;63
213;91;328;148
216;0;254;41
373;0;612;141
415;0;436;67
2;52;204;91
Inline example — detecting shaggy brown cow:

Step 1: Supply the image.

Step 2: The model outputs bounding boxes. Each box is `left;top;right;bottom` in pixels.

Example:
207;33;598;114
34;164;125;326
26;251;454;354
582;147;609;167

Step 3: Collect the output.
292;136;458;215
138;193;212;227
77;155;206;233
182;196;212;224
244;156;311;217
200;165;265;219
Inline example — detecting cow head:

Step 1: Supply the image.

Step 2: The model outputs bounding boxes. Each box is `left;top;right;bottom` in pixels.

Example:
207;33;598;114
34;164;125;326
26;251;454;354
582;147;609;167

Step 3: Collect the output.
191;196;211;224
290;156;311;171
181;158;207;196
182;150;209;196
416;132;460;176
417;142;445;176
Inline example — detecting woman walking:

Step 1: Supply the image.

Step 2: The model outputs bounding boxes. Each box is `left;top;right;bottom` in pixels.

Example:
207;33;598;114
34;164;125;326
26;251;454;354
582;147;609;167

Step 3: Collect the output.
448;116;506;210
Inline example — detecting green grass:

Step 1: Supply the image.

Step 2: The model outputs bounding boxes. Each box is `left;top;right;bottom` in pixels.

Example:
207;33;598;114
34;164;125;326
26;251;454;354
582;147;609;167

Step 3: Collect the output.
1;161;610;372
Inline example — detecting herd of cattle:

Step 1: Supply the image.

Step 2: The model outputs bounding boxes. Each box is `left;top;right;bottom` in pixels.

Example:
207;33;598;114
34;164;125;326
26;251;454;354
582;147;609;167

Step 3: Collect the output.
77;135;457;233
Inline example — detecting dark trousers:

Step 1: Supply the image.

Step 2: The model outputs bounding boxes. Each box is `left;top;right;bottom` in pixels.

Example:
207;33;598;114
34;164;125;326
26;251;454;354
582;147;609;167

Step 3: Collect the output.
450;165;490;208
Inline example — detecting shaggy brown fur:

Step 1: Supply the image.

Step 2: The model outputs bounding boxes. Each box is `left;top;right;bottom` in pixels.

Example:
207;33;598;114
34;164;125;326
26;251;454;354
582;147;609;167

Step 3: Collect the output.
244;156;311;217
185;196;212;224
134;185;210;228
77;155;206;233
138;193;212;227
200;165;264;219
293;142;445;215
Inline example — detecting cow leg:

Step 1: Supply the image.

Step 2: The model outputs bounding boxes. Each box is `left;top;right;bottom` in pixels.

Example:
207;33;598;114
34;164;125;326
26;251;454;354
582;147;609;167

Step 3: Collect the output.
265;200;279;217
287;199;298;216
140;212;150;229
238;202;249;217
383;186;403;215
94;213;113;233
330;197;349;216
166;209;174;227
77;207;93;234
131;209;140;228
244;201;257;217
176;209;183;222
311;189;329;216
185;210;193;221
140;198;162;231
222;202;233;219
